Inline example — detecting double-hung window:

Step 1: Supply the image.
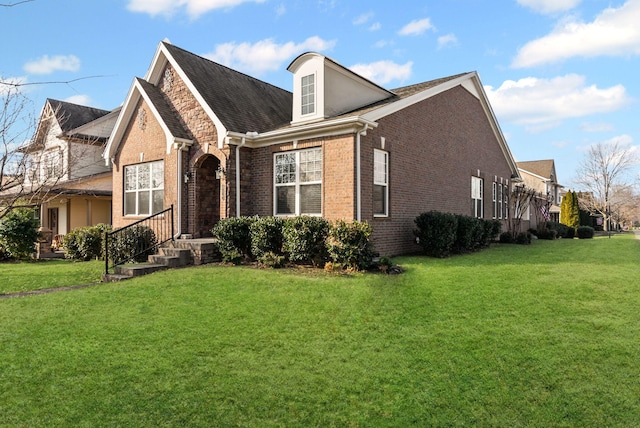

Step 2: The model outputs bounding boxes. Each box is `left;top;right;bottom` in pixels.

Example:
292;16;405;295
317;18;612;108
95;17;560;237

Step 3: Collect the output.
498;183;503;219
274;147;322;216
374;149;389;217
492;182;497;219
301;74;315;116
471;176;483;218
124;160;164;216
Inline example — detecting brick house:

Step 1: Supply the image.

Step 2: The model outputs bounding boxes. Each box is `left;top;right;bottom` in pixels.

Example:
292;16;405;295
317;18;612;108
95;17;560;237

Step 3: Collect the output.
104;41;520;256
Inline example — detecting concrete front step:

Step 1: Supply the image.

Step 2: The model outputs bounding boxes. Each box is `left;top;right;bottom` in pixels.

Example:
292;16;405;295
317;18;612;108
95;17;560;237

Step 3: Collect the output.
103;239;220;282
115;263;167;277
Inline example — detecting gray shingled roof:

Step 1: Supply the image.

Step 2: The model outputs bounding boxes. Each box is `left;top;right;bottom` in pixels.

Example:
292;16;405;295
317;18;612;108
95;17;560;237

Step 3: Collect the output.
164;43;293;134
47;99;111;132
136;78;192;140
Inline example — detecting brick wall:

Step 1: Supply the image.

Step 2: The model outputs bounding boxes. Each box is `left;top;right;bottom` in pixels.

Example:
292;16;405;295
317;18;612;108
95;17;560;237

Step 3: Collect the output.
247;135;356;219
362;85;515;256
112;65;231;237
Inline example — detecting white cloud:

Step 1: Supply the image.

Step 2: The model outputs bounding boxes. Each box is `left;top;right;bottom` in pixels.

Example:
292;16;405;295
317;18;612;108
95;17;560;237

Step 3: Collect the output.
437;33;458;50
0;76;28;95
580;121;614;132
484;74;631;132
64;94;93;106
349;60;412;85
127;0;266;18
275;3;285;16
512;0;640;68
204;36;336;75
398;18;435;36
368;22;381;31
516;0;581;14
353;11;373;25
23;55;80;75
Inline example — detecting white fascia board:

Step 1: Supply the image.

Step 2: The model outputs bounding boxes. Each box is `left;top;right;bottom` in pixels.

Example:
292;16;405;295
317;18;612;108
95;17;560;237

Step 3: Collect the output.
158;43;228;148
518;168;549;182
225;116;378;148
471;73;521;180
133;80;193;154
103;81;140;165
361;72;475;122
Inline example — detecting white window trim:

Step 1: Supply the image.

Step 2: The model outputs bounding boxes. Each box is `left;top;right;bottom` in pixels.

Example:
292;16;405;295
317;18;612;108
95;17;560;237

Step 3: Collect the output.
492;182;497;219
471;176;483;219
300;73;316;117
273;147;322;216
373;149;389;217
124;160;164;217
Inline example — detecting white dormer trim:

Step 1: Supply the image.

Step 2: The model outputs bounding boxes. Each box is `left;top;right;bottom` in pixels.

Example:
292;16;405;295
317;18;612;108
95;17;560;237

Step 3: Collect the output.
288;52;393;125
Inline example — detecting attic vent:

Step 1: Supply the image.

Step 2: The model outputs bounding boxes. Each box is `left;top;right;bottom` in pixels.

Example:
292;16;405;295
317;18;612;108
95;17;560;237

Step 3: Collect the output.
163;68;174;91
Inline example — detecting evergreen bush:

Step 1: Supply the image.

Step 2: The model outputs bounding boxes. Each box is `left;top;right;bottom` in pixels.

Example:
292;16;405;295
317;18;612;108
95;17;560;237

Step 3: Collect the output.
283;216;329;266
211;216;256;262
414;211;457;257
0;208;39;260
63;224;111;261
326;220;375;270
250;216;284;258
454;215;484;253
577;226;595;239
515;231;532;245
107;225;157;264
499;231;515;244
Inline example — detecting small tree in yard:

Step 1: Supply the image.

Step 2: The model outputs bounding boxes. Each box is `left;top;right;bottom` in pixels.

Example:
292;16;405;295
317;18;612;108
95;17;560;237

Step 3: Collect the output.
560;190;580;230
0;207;39;259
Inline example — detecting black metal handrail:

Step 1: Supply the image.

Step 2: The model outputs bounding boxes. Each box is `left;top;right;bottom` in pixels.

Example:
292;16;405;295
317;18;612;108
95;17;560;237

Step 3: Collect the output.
104;205;174;275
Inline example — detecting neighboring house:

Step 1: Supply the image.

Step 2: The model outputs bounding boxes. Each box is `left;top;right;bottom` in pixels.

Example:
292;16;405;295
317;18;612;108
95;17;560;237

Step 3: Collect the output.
516;159;564;228
104;41;520;256
5;99;118;253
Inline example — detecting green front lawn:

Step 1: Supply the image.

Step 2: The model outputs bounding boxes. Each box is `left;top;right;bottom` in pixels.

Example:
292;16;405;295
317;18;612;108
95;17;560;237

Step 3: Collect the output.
1;234;639;426
0;259;104;294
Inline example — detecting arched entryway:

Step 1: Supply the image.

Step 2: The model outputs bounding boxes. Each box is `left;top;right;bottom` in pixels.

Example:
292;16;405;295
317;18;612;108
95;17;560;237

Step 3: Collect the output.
191;154;223;237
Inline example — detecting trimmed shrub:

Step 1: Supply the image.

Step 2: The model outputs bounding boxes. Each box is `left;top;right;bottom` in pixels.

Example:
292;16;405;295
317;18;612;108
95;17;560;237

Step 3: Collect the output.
535;228;557;240
454;215;484;253
515;231;532;245
0;208;39;260
107;225;157;264
283;216;329;266
326;220;375;270
250;216;284;258
212;216;256;262
499;231;515;244
63;224;111;261
414;211;457;258
547;221;574;239
485;219;502;243
577;226;595;239
256;251;286;269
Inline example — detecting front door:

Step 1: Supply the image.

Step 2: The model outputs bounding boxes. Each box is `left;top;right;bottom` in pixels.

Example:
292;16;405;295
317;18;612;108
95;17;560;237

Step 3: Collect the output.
48;208;59;235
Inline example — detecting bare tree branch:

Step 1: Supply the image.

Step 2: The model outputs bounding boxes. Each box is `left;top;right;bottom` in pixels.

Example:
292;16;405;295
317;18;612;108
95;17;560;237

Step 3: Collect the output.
0;1;34;6
0;75;109;87
575;140;639;231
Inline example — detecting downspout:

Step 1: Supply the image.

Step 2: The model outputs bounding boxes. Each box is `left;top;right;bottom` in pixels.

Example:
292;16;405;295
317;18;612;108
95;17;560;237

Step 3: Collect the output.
356;124;369;222
174;141;188;239
235;137;246;217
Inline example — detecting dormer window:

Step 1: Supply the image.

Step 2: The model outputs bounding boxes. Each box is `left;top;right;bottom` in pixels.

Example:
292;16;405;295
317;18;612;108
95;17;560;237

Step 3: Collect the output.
301;74;315;115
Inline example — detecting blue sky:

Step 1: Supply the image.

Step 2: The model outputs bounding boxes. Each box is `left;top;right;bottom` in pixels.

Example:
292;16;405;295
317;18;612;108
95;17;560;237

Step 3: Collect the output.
1;0;638;186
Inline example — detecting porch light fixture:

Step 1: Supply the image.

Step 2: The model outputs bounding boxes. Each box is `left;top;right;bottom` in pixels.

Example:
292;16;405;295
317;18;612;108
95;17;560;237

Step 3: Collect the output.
184;171;192;183
215;166;226;180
